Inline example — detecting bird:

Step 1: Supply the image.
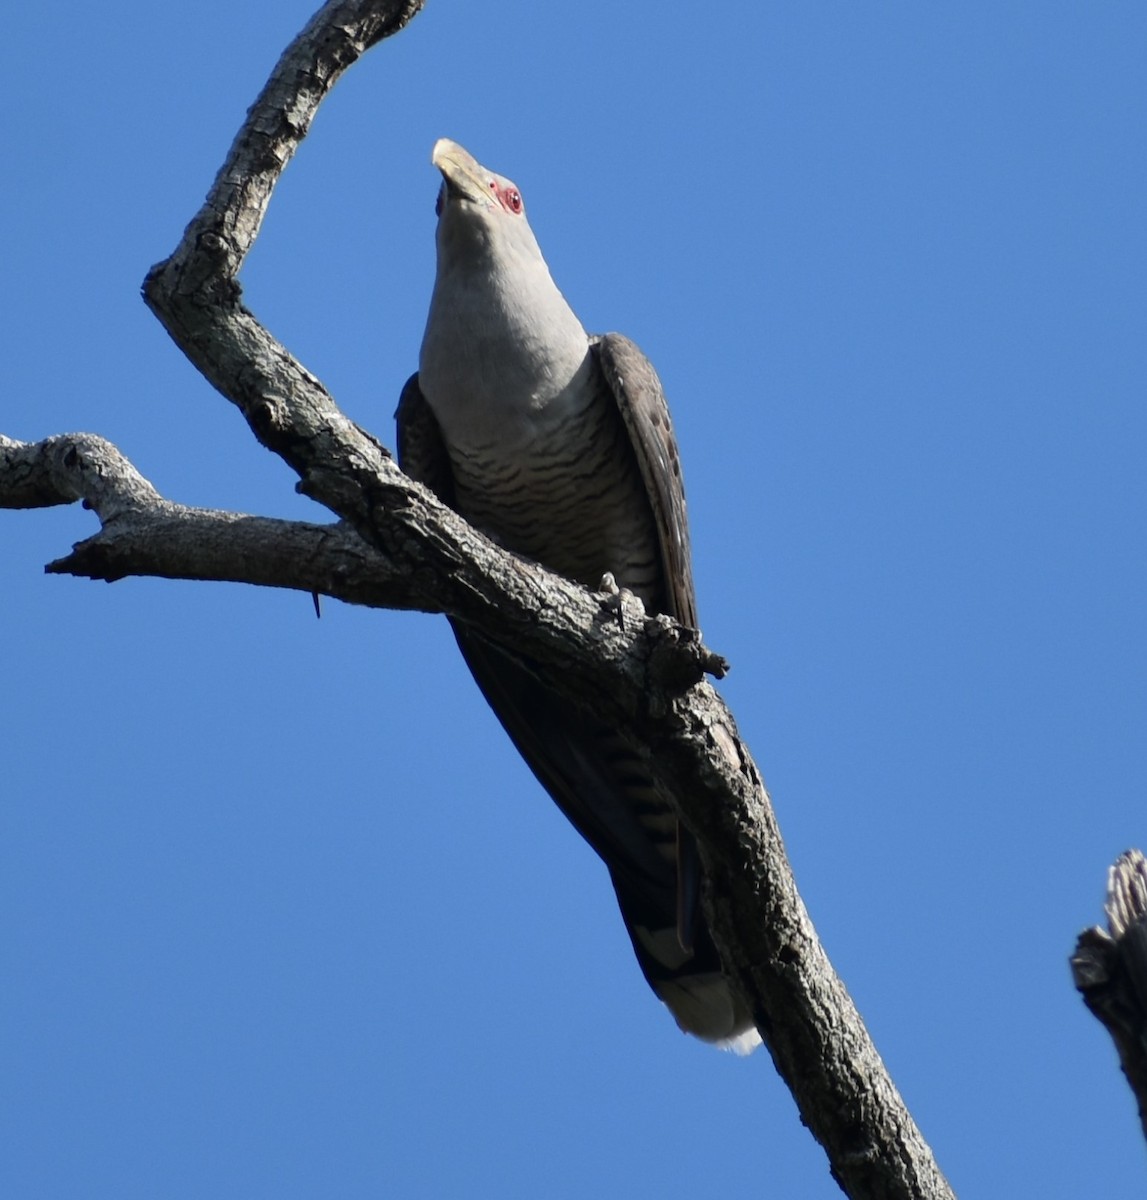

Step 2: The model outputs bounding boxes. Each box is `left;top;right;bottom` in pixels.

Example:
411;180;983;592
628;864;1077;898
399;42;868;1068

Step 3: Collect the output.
395;139;759;1053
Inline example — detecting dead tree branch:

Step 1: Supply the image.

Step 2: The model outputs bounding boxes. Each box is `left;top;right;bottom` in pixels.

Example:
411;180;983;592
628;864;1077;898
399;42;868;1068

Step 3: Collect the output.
0;433;412;606
1;2;956;1196
1073;849;1147;1140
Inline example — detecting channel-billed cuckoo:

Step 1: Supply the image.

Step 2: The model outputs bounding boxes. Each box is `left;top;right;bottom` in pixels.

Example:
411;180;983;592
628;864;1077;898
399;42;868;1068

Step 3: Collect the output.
396;139;758;1052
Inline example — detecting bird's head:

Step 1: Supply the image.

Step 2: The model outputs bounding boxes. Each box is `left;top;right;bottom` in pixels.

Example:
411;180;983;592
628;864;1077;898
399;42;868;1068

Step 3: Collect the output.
430;138;542;268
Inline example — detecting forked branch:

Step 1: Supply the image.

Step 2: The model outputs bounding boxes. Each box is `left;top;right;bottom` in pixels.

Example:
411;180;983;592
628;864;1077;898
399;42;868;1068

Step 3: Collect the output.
1;3;956;1196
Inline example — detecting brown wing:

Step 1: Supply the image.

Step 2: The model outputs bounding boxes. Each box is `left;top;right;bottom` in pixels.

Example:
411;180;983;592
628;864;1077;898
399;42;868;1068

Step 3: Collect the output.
593;334;704;950
593;333;697;629
394;373;456;507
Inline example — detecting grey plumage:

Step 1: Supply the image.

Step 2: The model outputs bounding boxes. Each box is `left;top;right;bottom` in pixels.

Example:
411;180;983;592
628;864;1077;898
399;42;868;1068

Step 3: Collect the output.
396;139;759;1052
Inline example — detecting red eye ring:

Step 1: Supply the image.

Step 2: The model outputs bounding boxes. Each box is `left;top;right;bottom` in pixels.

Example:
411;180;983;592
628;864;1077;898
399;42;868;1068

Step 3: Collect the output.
487;178;524;215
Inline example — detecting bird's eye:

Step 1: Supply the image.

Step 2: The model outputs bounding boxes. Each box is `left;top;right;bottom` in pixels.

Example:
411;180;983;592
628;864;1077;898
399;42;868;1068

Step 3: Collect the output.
490;179;524;215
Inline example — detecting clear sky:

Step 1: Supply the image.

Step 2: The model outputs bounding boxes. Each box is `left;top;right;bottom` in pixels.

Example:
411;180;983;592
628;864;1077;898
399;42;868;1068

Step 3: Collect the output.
4;2;1145;1196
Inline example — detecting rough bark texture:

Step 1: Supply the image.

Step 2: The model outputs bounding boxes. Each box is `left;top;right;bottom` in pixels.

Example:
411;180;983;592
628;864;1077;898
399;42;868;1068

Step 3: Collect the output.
1072;849;1147;1140
0;2;958;1197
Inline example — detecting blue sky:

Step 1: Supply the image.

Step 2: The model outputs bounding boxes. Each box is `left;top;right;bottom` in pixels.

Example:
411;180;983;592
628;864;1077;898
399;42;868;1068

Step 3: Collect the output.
4;2;1145;1196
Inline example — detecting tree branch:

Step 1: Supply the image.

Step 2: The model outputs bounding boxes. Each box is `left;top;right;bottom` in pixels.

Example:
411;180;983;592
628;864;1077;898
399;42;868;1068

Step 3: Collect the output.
0;431;721;705
1072;848;1147;1140
0;433;416;605
1;2;957;1196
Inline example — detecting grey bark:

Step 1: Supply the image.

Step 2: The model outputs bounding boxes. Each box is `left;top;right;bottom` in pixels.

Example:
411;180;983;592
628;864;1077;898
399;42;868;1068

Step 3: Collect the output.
0;2;957;1197
1072;849;1147;1140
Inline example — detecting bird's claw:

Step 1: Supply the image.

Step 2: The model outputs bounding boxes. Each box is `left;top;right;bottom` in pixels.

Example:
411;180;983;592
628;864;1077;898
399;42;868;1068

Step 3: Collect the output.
599;571;626;632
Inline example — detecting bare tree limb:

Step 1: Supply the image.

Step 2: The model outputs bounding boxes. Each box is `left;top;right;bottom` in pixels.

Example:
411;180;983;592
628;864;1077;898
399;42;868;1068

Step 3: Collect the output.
1073;848;1147;1140
1;2;958;1197
0;433;417;605
0;431;719;704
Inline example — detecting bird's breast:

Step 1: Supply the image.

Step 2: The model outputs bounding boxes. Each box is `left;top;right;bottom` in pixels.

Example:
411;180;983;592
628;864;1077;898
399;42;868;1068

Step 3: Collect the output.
446;376;665;611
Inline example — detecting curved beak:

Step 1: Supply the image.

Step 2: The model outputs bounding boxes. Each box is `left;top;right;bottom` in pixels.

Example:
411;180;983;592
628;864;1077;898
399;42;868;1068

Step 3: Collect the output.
432;138;490;205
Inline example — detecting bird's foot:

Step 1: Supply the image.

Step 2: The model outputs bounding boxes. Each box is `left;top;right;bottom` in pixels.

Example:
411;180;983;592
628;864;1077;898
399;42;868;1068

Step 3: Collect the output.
599;571;626;632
